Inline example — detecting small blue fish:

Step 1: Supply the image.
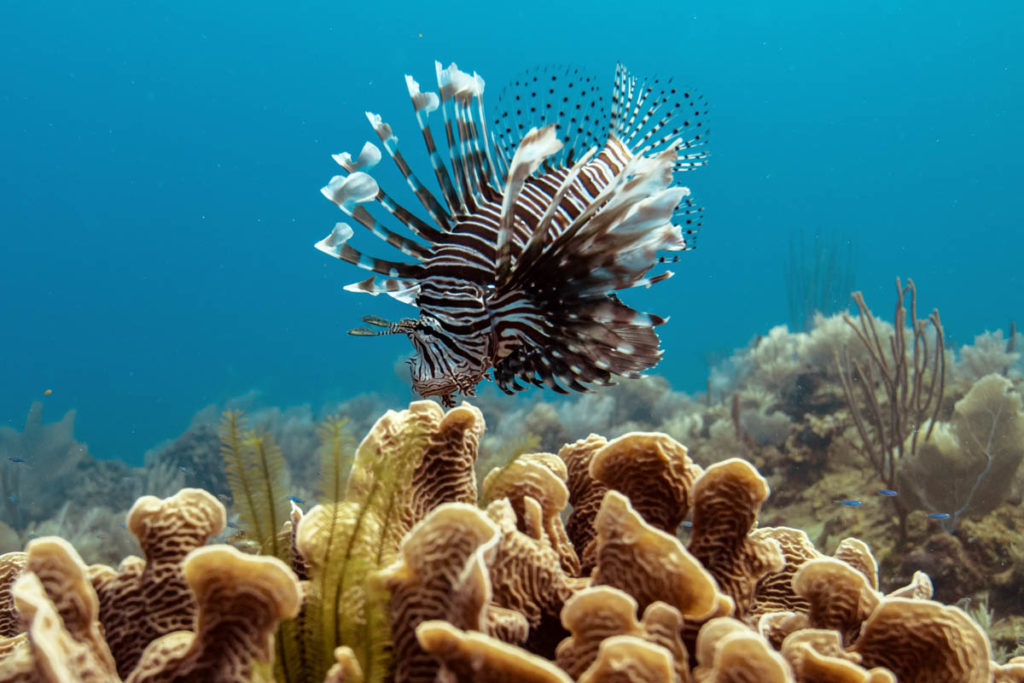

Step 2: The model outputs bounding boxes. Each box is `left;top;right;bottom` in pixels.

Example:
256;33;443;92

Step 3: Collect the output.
838;500;863;507
289;496;305;505
927;512;951;520
26;534;39;540
8;457;26;464
120;523;127;529
177;466;193;476
681;520;693;528
7;496;16;503
226;520;240;529
875;489;898;497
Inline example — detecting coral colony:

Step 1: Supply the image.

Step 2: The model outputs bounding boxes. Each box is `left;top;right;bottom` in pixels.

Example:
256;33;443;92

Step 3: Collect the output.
0;392;1023;681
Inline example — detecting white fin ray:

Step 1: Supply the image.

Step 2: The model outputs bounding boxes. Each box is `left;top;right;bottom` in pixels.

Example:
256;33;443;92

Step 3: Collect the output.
332;142;382;172
494;125;563;284
320;172;379;209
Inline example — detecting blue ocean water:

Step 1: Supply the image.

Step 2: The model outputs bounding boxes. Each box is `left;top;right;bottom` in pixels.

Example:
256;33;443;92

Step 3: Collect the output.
2;1;1021;464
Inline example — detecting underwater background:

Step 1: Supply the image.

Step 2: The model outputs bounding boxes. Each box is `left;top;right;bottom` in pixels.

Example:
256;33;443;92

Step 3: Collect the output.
3;0;1022;461
4;1;1024;677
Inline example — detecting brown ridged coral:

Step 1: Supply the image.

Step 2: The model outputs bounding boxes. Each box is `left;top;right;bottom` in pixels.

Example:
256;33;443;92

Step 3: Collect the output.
780;629;895;683
750;527;821;616
483;498;576;647
559;434;609;575
576;634;677;683
556;586;689;681
416;620;573;683
400;402;485;530
0;552;26;638
590;432;703;534
0;537;118;682
480;453;580;575
792;558;880;646
91;487;226;677
127;545;300;682
0;400;1015;683
344;401;482;548
296;400;486;681
687;459;784;618
376;502;502;683
851;597;992;683
592;490;720;621
693;618;792;682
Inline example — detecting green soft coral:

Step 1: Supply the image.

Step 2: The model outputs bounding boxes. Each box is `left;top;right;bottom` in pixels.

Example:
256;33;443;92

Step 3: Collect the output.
298;408;431;682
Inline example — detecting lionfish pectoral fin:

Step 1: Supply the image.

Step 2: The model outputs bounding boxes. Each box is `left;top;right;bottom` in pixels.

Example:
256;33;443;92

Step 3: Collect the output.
510;145;599;287
494;125;563;285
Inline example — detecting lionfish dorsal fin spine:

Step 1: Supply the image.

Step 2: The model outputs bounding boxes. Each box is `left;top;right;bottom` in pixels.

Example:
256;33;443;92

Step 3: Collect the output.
434;62;473;214
470;71;505;197
365;111;453;231
494;124;563;285
406;74;464;216
434;63;497;212
610;63;708;171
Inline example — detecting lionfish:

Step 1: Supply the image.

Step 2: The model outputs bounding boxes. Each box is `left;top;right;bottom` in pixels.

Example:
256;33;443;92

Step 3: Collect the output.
316;62;707;407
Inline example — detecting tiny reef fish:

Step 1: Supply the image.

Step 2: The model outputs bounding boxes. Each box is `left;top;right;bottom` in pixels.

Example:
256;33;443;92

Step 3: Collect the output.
7;457;26;464
289;496;305;505
838;500;863;507
875;489;898;497
927;512;951;520
43;389;52;396
316;62;707;407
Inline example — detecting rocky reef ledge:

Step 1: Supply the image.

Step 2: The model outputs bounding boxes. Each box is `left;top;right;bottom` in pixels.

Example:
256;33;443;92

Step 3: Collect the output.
0;401;1020;683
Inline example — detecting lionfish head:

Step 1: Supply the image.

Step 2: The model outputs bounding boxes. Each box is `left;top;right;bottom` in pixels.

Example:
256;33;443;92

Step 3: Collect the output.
348;314;483;407
404;316;484;407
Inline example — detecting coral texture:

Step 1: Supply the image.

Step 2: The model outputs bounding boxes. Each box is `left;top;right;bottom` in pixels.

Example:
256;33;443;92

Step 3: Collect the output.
128;545;300;682
0;401;1015;683
93;488;227;677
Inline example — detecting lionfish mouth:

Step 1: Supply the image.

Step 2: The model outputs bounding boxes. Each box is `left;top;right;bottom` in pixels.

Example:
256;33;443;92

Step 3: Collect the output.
315;61;708;406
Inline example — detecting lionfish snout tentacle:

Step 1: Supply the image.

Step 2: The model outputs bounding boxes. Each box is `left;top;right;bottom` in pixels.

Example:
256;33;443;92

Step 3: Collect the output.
316;61;707;404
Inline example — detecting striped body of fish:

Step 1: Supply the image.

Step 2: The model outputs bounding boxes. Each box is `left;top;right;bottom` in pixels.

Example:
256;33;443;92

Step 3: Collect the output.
316;62;707;407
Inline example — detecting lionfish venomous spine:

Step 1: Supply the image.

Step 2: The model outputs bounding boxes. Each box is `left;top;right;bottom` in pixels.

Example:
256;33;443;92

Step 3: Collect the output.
316;62;707;407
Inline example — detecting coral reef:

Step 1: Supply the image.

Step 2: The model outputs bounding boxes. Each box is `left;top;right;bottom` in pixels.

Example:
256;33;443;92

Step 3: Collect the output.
0;401;1019;683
